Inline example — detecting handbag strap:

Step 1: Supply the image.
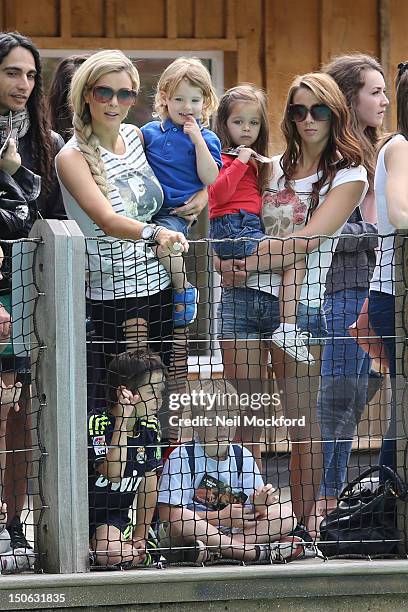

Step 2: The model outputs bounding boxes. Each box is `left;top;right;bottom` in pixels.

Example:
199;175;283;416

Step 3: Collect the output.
339;465;407;500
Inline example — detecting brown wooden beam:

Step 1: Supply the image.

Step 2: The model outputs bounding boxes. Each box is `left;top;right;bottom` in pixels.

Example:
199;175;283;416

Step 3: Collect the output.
166;0;178;38
60;0;71;40
34;36;238;51
105;0;116;38
226;0;236;40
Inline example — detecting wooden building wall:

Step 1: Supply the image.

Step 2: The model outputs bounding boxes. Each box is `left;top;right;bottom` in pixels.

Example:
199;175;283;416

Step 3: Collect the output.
0;0;404;150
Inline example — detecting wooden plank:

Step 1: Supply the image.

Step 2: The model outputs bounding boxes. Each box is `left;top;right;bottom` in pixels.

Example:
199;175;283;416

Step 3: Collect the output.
33;36;238;50
194;0;225;38
166;0;178;38
4;0;16;30
320;0;379;64
13;0;58;36
236;0;263;86
71;0;104;37
116;0;166;37
265;0;320;153
105;0;116;38
176;0;194;38
236;0;265;87
30;220;88;574
226;0;236;40
60;0;72;39
0;0;5;31
236;37;248;83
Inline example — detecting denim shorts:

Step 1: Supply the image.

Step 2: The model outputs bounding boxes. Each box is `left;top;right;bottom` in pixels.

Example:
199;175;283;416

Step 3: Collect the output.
152;209;190;236
210;210;265;259
217;287;280;340
297;302;328;345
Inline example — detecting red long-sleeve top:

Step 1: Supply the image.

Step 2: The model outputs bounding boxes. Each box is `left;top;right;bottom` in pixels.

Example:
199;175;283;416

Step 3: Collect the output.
208;153;261;219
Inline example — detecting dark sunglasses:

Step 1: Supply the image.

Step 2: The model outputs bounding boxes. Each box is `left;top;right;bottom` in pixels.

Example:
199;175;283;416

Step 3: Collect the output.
288;104;332;122
92;85;137;106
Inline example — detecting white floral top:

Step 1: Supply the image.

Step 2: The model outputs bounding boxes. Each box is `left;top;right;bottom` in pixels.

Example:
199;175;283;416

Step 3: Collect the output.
246;155;368;307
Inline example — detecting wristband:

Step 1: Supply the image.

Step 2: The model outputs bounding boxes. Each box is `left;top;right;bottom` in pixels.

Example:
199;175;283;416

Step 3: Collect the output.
152;225;166;242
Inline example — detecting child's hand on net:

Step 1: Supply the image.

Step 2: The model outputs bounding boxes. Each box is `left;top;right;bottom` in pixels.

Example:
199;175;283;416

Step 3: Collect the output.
219;503;257;529
251;484;278;516
111;386;140;419
131;537;147;564
183;116;203;145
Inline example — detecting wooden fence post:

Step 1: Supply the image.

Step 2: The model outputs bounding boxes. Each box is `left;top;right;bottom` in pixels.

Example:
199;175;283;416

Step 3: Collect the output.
29;219;88;573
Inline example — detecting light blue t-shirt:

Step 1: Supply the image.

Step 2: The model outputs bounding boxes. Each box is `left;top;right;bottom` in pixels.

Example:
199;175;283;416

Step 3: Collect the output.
141;118;222;208
158;441;263;509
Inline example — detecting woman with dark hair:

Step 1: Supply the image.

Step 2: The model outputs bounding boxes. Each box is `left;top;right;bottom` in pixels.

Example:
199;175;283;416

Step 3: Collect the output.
48;55;88;142
316;54;388;518
368;62;408;472
218;73;368;533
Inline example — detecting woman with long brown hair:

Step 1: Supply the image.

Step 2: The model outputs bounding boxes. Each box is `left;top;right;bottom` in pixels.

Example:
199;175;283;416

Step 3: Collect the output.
369;61;408;473
218;72;368;536
317;54;388;518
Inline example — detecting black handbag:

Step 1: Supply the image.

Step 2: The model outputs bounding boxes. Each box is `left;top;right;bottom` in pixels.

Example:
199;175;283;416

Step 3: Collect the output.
319;465;407;557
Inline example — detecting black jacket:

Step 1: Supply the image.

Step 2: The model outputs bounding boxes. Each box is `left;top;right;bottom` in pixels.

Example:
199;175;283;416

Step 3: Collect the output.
18;129;66;224
0;129;66;292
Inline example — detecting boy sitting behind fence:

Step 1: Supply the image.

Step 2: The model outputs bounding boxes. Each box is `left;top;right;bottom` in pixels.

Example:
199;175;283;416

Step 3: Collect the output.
158;379;304;564
88;350;165;568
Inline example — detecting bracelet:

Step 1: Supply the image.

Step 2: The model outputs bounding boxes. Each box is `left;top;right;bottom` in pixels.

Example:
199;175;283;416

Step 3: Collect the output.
153;225;166;241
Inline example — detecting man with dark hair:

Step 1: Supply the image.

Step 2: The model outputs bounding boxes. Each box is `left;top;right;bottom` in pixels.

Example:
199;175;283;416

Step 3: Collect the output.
0;31;65;570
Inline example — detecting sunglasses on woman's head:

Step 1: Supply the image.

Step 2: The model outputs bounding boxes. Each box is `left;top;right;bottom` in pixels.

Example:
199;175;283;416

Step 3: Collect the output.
288;104;332;122
92;85;137;106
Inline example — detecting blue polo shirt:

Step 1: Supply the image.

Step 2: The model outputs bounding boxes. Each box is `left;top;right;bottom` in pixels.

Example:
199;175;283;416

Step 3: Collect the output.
141;118;222;208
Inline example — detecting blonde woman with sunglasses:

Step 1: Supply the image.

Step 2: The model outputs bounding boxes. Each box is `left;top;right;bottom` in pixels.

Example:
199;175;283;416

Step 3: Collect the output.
55;50;191;426
218;73;368;536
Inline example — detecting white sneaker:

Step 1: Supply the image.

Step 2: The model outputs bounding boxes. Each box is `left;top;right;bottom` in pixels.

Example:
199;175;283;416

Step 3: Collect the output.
0;526;10;555
271;324;315;365
255;536;305;564
1;550;34;574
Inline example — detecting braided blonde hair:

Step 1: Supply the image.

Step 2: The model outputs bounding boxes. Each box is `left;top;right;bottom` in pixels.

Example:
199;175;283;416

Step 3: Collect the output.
70;50;140;198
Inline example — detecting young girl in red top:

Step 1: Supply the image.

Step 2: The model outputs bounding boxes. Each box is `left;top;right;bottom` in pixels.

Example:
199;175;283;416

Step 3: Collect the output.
209;85;311;363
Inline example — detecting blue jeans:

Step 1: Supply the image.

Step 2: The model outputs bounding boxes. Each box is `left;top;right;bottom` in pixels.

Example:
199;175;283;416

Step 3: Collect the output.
317;289;370;497
297;302;328;345
217;287;280;340
368;291;396;472
210;210;265;259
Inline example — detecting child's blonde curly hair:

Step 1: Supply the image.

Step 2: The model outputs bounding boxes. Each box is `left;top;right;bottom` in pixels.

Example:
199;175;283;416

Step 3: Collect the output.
153;57;218;127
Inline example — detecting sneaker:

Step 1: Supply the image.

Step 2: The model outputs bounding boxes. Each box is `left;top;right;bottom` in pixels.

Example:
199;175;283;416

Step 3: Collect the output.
164;540;209;565
271;324;315;365
289;523;317;558
173;286;199;327
254;536;305;564
7;516;35;563
1;550;34;573
0;526;10;555
142;539;166;567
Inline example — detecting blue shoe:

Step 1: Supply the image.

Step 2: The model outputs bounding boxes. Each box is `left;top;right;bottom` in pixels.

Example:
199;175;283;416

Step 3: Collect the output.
173;286;199;327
